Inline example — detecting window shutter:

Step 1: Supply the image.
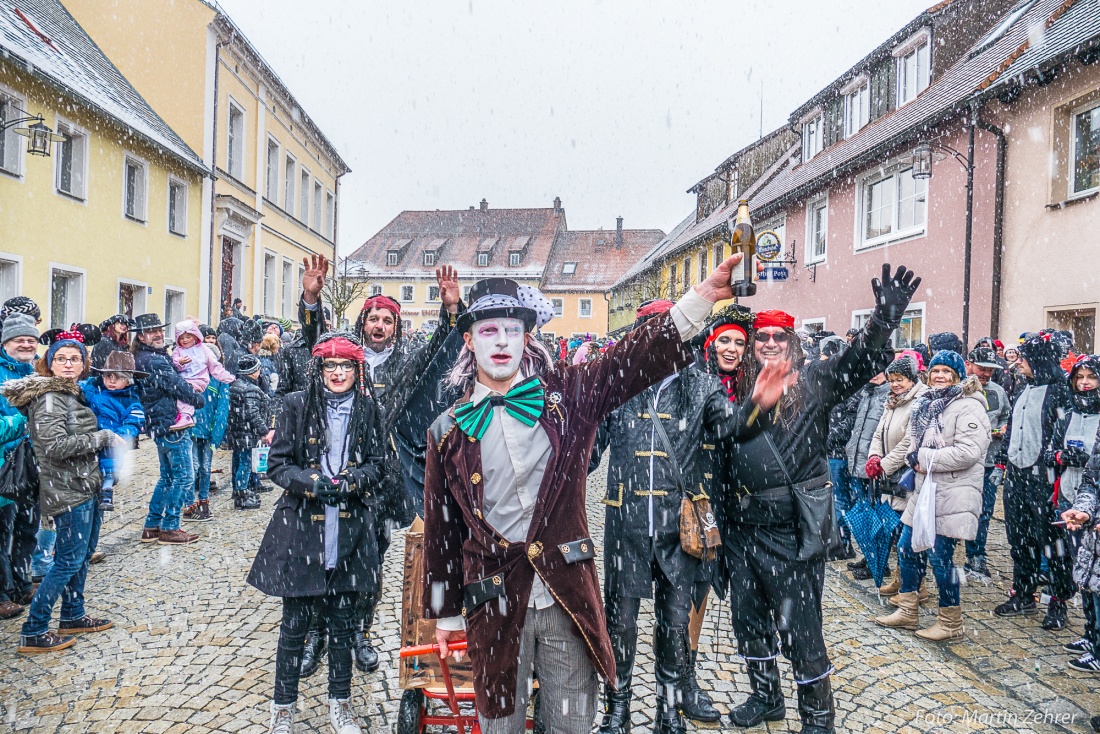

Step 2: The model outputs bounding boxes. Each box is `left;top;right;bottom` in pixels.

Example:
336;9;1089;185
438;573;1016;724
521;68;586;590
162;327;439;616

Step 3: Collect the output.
824;97;844;147
870;61;896;120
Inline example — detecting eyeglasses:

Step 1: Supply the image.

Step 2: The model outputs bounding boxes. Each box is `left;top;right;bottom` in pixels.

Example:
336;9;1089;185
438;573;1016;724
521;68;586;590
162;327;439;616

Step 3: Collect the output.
322;361;355;373
756;332;789;344
53;356;84;366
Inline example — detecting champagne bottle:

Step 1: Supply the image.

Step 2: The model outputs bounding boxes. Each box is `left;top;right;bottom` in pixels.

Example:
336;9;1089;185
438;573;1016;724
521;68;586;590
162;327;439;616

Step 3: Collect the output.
729;199;757;297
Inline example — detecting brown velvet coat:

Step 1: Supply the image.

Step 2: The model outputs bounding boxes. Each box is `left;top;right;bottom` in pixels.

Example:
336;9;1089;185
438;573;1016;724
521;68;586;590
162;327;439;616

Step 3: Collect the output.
423;312;693;718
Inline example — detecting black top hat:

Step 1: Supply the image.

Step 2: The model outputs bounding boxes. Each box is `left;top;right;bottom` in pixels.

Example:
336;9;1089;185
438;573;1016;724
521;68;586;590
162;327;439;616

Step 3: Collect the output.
457;278;538;333
130;313;167;332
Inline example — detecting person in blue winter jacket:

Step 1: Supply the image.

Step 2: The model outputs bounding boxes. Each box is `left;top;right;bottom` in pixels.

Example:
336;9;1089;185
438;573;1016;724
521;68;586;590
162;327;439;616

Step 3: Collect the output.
81;352;146;511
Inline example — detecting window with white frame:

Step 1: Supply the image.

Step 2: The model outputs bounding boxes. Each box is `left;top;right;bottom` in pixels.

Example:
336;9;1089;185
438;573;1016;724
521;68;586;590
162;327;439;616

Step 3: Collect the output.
400;285;414;302
265;137;279;201
370;284;383;297
853;304;924;348
1072;102;1100;195
0;258;19;302
54;120;87;199
118;281;147;318
123;156;148;222
509;252;521;266
682;258;690;290
428;285;440;302
579;299;592;318
714;244;724;269
561;262;577;275
325;191;335;240
806;196;828;263
50;267;83;329
857;162;927;248
281;259;294;319
477;252;489;267
263;252;277;315
299;168;310;225
164;289;185;339
552;298;564;318
402;319;413;332
284;155;296;214
168;179;187;236
669;263;678;293
423;251;436;267
801;318;825;335
0;90;26;176
802;114;823;162
386;251;399;266
227;101;245;180
313;181;323;231
844;82;870;137
698;250;707;283
896;39;930;106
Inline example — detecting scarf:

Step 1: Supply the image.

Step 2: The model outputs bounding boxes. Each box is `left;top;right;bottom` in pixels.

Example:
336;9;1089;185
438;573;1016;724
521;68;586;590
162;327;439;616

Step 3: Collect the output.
885;382;919;411
718;372;738;402
910;383;963;446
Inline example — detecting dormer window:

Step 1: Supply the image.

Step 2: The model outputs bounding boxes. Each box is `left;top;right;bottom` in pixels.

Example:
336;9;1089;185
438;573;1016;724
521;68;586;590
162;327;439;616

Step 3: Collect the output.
842;75;870;138
423;251;435;267
562;262;577;275
509;252;521;266
386;251;398;266
801;111;824;162
894;30;931;106
477;252;489;267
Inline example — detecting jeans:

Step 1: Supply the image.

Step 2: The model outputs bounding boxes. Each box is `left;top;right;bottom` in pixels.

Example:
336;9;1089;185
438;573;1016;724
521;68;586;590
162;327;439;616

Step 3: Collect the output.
274;591;357;704
0;501;38;601
145;431;194;533
965;467;999;562
21;499;101;636
898;524;960;607
31;527;56;578
231;450;253;492
190;438;213;505
1083;592;1100;656
829;459;855;545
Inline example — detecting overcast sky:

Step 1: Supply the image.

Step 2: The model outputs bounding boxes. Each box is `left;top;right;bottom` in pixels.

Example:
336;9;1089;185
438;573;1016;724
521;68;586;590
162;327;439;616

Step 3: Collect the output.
215;0;934;255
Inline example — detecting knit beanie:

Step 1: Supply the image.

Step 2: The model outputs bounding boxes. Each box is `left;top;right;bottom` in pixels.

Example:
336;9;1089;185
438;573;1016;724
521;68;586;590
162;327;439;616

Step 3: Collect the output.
0;296;40;324
928;349;966;380
1;313;38;343
237;354;262;376
45;338;87;368
928;332;964;356
885;354;919;382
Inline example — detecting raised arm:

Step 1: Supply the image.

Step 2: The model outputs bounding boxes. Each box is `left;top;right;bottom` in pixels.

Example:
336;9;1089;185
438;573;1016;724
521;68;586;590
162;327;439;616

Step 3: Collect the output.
298;253;329;350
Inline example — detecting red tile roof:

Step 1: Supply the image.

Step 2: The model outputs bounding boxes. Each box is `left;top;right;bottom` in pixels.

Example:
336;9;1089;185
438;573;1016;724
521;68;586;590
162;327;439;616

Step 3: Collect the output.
541;229;666;292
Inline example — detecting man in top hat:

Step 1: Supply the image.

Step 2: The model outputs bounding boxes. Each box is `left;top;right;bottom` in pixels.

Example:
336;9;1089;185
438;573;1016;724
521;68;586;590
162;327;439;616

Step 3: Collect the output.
286;255;467;677
131;313;206;545
424;256;793;734
0;311;39;619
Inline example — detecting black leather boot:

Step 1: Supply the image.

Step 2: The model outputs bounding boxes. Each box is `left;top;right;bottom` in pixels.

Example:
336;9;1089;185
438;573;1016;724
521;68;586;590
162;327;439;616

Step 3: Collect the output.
597;626;635;734
679;649;720;723
233;488;260;510
652;628;688;734
796;676;835;734
299;627;326;678
729;659;785;727
354;592;381;673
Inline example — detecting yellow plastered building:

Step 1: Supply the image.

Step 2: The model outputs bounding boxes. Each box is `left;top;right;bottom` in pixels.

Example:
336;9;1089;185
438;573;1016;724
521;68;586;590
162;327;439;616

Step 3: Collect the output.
0;0;207;332
65;0;350;326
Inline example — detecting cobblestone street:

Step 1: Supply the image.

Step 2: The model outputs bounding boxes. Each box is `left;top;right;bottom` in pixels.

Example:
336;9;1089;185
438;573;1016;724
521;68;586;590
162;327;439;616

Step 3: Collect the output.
2;443;1098;733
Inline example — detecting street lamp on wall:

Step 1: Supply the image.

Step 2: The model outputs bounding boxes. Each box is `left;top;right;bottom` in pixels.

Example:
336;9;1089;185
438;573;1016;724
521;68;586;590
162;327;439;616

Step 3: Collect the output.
1;105;66;157
910;140;968;180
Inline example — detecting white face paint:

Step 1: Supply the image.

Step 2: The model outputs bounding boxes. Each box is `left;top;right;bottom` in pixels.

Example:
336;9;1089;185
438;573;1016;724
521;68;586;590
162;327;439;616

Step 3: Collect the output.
468;318;526;383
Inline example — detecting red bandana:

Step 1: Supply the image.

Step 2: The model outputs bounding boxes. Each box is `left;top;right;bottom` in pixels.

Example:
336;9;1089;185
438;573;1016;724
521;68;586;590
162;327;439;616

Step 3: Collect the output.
311;337;365;361
360;296;401;317
636;300;674;318
704;323;748;353
59;326;85;343
753;310;795;330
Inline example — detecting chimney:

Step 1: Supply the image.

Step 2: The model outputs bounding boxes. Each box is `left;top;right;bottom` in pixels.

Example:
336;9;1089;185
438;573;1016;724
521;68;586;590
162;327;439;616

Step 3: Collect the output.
616;216;623;249
553;196;561;217
480;198;488;212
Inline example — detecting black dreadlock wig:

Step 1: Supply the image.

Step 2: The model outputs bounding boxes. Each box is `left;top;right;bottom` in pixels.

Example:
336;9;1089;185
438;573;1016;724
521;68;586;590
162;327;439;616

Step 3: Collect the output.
736;326;806;419
299;330;382;469
355;304;403;349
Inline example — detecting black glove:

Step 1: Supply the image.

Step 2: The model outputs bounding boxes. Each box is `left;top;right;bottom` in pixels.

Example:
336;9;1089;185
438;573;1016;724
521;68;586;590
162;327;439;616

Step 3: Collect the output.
313;476;347;507
871;264;921;324
1059;447;1091;468
906;450;920;470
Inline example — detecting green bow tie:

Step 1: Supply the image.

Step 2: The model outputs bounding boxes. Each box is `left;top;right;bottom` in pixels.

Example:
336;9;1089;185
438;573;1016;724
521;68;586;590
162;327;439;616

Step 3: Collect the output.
454;375;545;441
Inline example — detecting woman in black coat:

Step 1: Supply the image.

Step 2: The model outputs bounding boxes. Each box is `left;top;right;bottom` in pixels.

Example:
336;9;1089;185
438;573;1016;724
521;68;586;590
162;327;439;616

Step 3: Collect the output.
246;331;385;734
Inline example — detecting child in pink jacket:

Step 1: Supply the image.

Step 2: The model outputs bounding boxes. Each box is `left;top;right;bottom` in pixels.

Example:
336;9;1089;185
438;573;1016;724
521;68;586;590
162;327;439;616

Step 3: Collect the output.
171;320;236;429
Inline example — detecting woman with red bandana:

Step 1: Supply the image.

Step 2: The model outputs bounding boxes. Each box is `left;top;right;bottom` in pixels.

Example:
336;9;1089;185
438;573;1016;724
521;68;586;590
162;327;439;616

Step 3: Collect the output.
248;330;387;734
714;265;920;734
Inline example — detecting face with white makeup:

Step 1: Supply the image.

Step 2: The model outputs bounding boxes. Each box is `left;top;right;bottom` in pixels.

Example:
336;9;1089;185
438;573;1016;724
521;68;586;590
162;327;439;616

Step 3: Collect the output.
463;317;529;391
